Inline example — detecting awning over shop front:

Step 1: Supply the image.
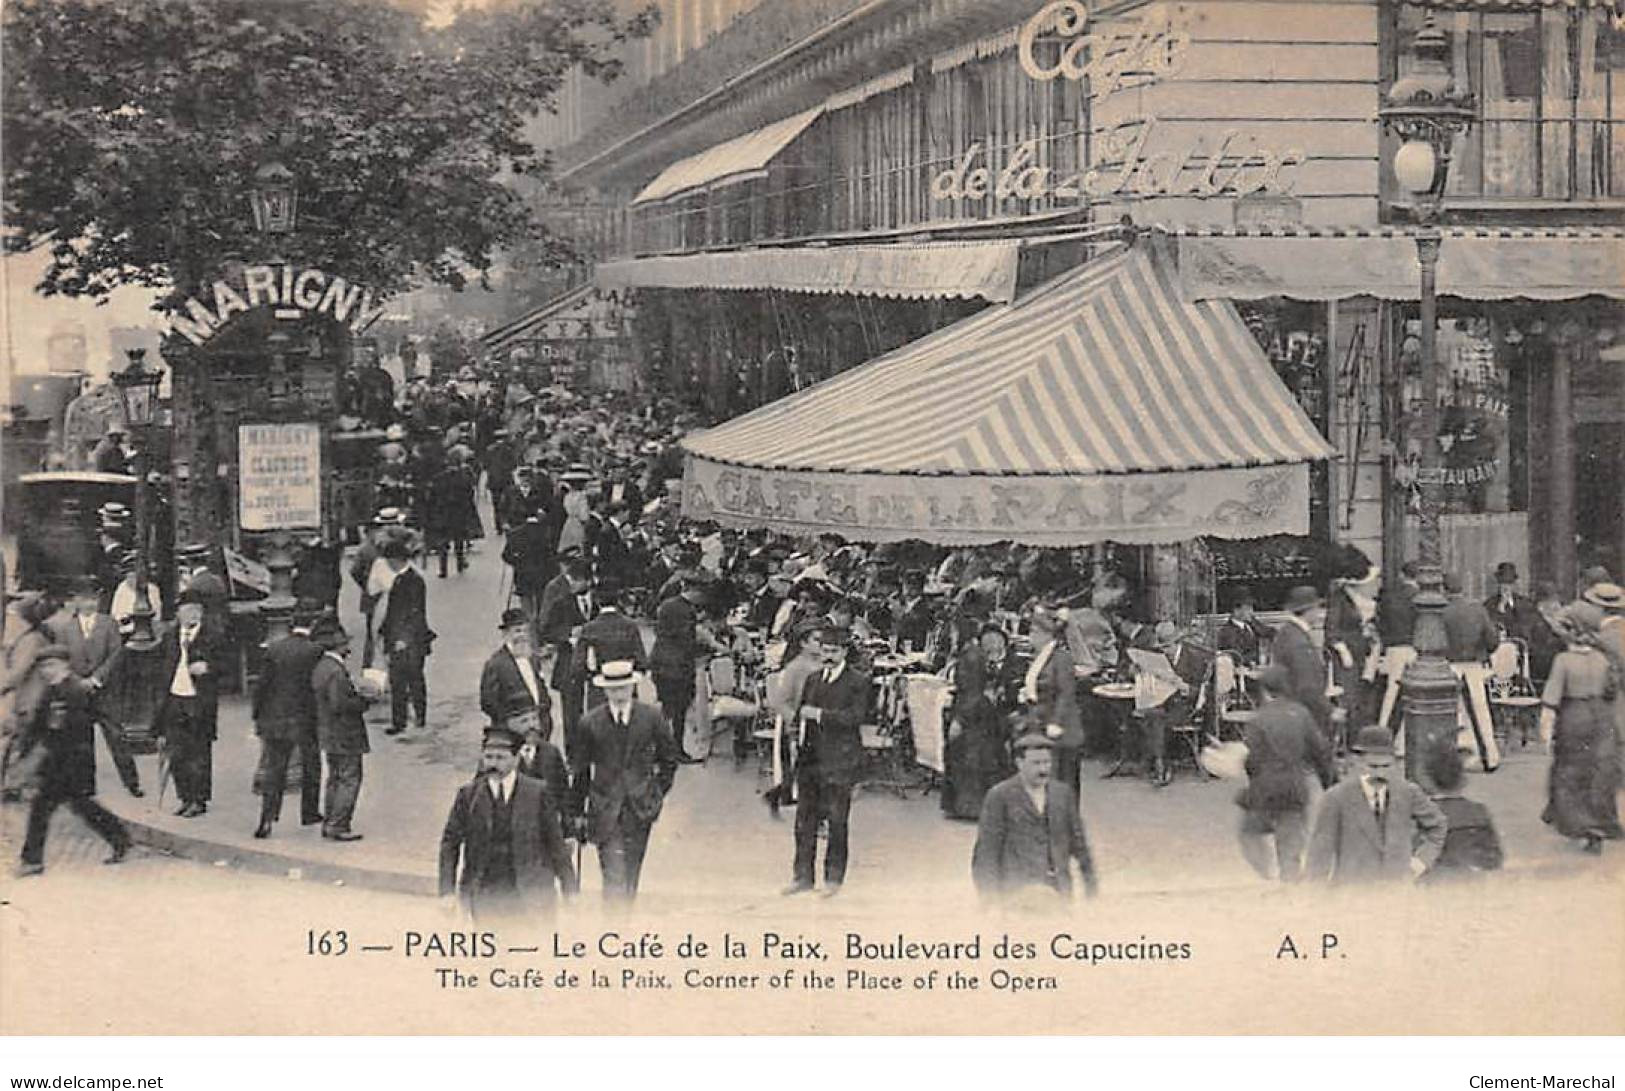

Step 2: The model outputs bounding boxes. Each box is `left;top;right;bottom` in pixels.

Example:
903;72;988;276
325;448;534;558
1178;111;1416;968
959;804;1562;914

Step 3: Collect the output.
631;108;823;207
480;283;594;353
1171;227;1625;302
680;245;1334;547
596;239;1022;304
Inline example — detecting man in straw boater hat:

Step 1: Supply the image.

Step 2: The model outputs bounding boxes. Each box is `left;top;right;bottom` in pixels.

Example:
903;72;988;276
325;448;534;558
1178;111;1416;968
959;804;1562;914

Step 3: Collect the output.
971;731;1097;905
782;624;870;899
439;723;578;922
1304;725;1446;885
1271;585;1333;739
569;660;680;901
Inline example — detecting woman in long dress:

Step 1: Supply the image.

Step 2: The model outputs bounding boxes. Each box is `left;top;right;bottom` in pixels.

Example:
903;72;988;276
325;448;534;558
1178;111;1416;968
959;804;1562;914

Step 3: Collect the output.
1539;603;1622;855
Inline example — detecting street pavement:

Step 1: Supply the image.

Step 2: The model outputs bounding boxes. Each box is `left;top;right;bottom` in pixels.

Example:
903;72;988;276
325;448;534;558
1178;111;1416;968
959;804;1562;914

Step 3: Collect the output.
10;497;1623;915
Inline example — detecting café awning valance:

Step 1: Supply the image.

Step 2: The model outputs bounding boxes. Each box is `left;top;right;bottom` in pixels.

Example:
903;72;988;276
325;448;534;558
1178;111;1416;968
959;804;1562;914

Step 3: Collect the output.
680;245;1333;547
595;239;1022;304
631;108;823;207
1170;227;1625;302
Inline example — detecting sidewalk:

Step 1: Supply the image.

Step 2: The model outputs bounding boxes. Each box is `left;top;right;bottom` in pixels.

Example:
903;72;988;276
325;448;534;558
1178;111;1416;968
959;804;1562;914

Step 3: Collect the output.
85;512;1623;909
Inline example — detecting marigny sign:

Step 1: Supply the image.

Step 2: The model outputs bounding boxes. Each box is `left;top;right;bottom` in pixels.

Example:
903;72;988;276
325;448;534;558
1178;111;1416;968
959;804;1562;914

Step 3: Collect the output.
167;263;387;347
931;1;1304;204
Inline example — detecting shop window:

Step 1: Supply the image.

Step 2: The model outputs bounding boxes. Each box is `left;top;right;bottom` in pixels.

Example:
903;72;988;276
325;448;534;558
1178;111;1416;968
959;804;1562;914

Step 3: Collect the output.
1396;313;1529;517
1396;4;1625;202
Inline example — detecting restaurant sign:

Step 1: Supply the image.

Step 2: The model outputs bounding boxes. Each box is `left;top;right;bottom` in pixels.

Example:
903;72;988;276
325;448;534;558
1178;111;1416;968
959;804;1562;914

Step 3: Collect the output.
167;263;387;347
239;422;322;531
683;458;1310;545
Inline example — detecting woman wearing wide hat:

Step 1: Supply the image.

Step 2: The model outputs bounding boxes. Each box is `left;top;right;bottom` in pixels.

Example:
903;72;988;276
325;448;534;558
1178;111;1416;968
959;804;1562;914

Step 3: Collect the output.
1538;602;1622;854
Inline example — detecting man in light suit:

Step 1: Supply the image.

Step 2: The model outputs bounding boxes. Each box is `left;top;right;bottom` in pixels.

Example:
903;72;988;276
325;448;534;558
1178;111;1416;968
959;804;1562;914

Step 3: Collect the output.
1305;725;1446;885
479;608;552;737
49;579;140;796
439;724;577;922
1271;585;1333;738
569;660;680;901
784;626;871;898
973;733;1098;903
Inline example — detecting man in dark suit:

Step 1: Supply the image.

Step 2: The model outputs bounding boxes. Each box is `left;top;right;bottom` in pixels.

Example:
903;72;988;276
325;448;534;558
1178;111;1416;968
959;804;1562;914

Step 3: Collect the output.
1237;666;1335;882
377;537;431;735
311;619;370;841
251;607;324;838
1270;585;1332;739
49;579;140;796
1305;725;1446;885
153;590;224;818
972;733;1097;903
784;626;870;898
514;711;572;838
439;724;578;921
15;647;130;876
537;556;593;758
499;464;548;537
573;582;648;713
650;576;719;763
1214;586;1274;667
569;660;680;901
1484;561;1540;646
479;608;552;737
502;511;554;625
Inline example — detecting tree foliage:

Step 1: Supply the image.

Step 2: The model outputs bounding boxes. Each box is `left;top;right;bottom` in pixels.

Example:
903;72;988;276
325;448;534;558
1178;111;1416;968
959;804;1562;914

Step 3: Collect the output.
2;0;656;306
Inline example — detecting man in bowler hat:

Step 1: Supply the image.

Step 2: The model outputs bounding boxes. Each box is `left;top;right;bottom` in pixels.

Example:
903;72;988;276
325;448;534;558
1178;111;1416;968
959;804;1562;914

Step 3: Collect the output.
153;588;224;817
311;619;370;841
440;724;578;921
1271;586;1332;738
480;608;551;736
252;606;325;837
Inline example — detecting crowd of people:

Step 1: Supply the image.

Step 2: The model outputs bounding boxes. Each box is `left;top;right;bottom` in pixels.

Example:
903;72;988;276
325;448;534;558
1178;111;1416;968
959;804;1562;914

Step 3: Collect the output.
3;359;1621;912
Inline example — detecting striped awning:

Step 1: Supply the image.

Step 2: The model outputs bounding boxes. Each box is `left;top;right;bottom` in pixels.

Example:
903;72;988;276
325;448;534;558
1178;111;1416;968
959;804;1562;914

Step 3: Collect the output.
632;108;823;207
681;245;1334;547
480;284;595;352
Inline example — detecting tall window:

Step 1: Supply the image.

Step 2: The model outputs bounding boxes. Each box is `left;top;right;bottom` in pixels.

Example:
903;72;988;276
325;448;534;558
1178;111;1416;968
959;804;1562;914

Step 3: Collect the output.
1397;3;1625;201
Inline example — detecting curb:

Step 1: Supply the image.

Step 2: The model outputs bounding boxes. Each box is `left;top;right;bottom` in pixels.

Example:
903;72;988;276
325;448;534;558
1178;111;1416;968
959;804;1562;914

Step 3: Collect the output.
114;806;437;897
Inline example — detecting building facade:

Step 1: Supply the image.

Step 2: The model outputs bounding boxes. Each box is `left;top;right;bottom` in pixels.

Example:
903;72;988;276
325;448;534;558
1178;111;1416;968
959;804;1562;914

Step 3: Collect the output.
517;0;1624;599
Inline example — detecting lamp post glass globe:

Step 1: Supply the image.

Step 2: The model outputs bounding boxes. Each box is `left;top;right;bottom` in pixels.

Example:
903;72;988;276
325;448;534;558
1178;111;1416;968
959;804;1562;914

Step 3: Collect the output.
1393;140;1438;197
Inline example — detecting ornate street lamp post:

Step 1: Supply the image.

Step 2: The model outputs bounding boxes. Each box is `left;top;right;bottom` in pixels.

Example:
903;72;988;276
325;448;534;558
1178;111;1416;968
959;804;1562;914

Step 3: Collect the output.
110;348;165;650
1379;14;1476;783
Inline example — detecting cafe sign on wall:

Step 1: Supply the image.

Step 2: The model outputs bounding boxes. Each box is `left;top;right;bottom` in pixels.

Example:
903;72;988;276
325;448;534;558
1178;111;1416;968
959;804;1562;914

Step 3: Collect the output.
931;1;1305;206
239;422;322;531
